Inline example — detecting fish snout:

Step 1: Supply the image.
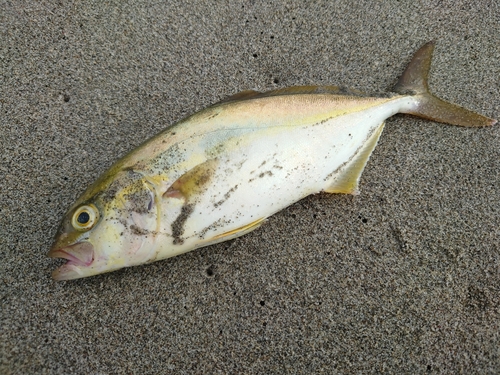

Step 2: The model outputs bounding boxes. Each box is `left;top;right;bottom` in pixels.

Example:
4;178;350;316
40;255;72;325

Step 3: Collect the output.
48;242;95;280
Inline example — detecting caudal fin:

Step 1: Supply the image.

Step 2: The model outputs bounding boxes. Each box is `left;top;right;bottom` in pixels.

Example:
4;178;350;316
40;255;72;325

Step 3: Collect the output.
393;41;497;127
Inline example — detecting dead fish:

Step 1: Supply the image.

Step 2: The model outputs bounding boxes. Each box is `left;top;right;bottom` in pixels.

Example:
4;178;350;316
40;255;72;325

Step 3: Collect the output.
48;42;496;280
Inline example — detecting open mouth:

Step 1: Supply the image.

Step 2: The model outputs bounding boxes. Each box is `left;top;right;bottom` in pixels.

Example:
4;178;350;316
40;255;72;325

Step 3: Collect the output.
48;242;94;280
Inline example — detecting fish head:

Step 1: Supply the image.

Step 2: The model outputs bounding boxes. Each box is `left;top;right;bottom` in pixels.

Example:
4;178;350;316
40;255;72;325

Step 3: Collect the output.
49;169;160;280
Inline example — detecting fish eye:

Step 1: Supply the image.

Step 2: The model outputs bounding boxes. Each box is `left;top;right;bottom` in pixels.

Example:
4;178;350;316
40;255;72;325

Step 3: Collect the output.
77;211;90;224
72;204;99;231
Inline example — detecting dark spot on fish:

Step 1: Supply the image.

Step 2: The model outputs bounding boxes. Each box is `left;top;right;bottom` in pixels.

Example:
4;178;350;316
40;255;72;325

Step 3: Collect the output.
122;166;134;174
312;115;335;127
206;112;219;120
197;219;224;239
324;154;356;182
214;185;238;208
249;171;273;183
99;169;144;205
127;188;152;214
130;225;148;236
147;191;154;211
172;203;194;245
206;143;225;158
150;143;181;173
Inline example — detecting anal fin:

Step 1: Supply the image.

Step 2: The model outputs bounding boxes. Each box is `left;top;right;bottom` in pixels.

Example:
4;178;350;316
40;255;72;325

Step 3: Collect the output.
324;122;385;195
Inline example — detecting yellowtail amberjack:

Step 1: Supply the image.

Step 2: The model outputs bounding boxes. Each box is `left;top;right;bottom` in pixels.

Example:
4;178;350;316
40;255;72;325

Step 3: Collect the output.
49;42;496;280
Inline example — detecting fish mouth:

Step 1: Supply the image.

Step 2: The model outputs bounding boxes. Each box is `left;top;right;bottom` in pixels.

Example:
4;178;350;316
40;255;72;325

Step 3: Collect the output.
48;242;95;281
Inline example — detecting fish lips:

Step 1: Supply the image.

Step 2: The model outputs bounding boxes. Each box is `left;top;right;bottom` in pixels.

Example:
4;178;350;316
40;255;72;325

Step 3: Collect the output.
48;242;95;281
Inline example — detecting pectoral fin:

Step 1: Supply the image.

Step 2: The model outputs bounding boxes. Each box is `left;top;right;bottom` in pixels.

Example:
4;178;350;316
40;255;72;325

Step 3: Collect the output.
324;122;385;195
164;159;219;201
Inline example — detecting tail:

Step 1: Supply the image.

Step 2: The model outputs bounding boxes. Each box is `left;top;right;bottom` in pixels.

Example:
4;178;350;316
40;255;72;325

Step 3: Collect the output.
393;41;497;127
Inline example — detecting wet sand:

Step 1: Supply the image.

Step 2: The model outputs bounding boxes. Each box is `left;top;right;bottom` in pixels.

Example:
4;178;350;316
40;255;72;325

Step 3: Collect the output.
1;1;499;374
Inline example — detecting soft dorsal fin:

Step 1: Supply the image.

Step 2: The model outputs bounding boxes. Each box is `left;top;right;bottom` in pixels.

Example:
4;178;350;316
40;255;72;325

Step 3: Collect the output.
264;85;334;95
263;85;367;97
217;86;370;106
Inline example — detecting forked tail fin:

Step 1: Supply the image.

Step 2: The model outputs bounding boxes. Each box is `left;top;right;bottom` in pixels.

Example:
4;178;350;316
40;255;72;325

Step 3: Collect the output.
393;41;497;127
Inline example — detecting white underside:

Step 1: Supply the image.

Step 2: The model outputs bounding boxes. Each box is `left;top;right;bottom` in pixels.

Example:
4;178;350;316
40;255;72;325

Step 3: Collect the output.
151;95;418;259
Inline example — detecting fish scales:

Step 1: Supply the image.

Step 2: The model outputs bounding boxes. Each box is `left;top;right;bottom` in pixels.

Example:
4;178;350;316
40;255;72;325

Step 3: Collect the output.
48;42;496;280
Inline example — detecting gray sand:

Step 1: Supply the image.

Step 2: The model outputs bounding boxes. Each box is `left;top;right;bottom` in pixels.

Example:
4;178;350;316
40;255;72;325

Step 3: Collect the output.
1;1;499;374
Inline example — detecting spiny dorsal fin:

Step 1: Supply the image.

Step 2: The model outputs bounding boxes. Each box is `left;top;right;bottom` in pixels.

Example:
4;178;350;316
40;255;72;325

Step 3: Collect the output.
218;90;262;104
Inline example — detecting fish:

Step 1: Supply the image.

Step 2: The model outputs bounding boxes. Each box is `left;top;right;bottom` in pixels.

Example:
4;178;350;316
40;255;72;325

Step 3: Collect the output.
48;42;496;280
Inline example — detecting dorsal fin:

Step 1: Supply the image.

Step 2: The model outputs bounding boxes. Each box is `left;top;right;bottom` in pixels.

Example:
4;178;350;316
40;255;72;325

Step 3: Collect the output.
218;90;262;104
217;86;370;106
263;85;367;96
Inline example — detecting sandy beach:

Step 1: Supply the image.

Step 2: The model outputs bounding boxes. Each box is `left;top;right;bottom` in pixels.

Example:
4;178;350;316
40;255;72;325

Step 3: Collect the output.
1;1;499;373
